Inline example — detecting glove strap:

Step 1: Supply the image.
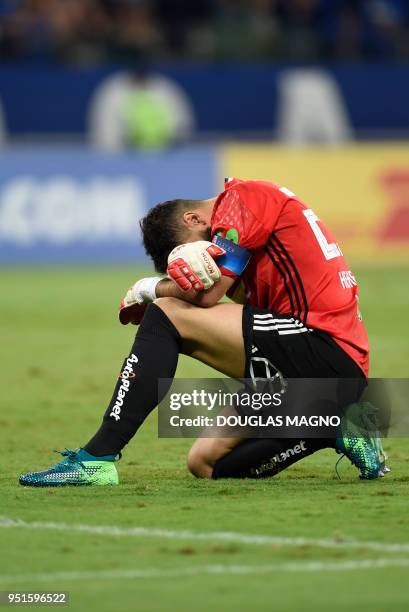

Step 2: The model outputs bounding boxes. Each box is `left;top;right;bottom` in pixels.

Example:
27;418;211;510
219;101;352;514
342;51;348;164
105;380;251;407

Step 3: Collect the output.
136;277;163;303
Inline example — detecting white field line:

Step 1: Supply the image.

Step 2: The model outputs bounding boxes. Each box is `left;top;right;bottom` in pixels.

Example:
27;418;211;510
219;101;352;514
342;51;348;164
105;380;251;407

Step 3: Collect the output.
1;558;409;585
1;517;409;555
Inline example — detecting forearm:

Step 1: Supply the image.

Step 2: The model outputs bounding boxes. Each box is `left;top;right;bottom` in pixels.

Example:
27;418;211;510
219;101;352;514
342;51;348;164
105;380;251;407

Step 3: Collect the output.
156;277;233;307
119;275;230;327
156;278;209;305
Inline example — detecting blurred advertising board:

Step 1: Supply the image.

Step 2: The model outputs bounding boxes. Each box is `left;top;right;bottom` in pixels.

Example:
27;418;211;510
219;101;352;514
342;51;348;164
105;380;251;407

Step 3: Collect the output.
223;143;409;263
0;147;217;264
1;143;408;265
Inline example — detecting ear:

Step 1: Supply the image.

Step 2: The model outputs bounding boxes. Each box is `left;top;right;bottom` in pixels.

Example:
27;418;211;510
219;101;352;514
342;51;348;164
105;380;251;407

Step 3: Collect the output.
182;210;207;228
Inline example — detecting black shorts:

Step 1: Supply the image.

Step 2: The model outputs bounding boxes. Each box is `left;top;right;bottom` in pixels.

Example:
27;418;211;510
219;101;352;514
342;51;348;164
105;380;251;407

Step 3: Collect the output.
242;305;364;380
238;306;366;431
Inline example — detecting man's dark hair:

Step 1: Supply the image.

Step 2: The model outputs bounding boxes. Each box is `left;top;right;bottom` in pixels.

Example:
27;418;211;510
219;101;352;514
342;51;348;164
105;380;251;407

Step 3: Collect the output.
140;199;203;273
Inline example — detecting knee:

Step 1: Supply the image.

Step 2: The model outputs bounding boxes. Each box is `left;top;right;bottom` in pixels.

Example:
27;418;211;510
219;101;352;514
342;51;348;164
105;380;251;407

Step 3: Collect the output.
187;445;213;479
153;297;194;338
154;296;181;311
153;296;190;320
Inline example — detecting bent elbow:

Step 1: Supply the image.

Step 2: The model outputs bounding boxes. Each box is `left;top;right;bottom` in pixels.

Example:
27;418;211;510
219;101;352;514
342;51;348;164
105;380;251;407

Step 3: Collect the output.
191;277;232;308
193;287;224;308
197;294;219;308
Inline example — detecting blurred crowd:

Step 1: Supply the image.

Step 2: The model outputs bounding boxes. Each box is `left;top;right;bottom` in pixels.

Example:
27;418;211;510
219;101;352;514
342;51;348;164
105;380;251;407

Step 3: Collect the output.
0;0;408;64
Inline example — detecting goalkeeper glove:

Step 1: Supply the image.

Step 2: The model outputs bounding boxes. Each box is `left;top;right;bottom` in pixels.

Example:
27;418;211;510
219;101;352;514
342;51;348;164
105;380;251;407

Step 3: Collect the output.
167;241;225;291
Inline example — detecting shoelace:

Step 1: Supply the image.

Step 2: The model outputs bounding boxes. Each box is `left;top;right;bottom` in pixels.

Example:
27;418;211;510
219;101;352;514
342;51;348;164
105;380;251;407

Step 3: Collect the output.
54;449;86;470
335;453;345;480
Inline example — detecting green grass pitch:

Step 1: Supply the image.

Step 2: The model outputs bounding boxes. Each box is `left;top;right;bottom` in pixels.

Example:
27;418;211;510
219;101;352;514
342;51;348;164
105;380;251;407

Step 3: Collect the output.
0;265;408;611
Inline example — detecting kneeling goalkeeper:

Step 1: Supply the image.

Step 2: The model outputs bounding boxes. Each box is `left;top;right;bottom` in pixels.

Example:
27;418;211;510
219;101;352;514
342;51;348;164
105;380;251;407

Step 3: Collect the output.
20;178;387;486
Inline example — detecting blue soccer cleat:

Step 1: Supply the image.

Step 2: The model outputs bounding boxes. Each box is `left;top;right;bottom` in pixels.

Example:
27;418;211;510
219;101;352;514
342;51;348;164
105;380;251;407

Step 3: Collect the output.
19;449;120;487
335;401;390;480
335;435;383;480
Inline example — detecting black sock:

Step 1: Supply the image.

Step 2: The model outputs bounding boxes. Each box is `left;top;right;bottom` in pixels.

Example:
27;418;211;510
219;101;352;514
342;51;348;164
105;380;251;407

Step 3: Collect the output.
84;304;181;456
212;438;334;479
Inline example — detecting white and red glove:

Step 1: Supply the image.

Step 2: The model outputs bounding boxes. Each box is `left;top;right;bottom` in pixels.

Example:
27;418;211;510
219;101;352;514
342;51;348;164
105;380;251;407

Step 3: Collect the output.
167;241;225;292
119;277;162;325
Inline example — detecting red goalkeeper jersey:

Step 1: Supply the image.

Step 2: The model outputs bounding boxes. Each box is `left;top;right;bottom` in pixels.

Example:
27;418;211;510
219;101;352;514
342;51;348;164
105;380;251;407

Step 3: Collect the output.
211;178;369;376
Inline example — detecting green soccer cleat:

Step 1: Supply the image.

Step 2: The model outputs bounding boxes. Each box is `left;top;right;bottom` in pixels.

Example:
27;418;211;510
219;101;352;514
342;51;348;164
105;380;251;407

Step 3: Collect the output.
335;401;389;480
19;449;120;487
335;435;383;480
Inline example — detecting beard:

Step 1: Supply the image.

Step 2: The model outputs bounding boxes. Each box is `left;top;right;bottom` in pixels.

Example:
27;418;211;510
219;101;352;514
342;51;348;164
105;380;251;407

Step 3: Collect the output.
198;226;212;242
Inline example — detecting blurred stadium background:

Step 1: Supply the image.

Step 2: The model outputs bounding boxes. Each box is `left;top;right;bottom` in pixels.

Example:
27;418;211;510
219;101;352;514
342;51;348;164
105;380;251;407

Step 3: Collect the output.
1;1;409;611
1;0;409;265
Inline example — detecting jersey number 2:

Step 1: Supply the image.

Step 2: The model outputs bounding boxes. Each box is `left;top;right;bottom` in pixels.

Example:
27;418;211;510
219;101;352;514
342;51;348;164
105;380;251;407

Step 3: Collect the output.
303;209;342;260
